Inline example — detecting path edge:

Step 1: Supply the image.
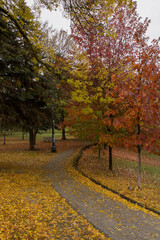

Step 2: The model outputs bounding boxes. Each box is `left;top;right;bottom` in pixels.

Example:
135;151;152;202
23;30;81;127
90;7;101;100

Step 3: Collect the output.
73;143;160;217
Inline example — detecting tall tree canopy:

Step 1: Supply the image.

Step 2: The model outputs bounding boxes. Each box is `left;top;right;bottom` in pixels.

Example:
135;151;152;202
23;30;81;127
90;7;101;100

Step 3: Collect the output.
0;0;58;149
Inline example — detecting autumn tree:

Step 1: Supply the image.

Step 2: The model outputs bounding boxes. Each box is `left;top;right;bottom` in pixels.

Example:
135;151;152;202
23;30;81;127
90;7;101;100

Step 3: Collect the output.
111;37;160;189
67;2;150;170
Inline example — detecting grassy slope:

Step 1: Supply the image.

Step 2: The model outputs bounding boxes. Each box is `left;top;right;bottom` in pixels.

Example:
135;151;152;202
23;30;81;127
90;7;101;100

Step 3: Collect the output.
1;129;72;141
78;146;160;212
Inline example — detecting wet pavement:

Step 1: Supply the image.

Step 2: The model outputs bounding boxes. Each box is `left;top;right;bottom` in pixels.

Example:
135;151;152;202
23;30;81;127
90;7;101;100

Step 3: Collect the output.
46;147;160;240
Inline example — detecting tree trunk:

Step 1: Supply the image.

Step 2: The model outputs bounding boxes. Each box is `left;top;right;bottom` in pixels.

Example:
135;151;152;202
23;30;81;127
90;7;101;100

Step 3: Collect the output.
62;128;66;140
98;148;101;159
29;128;35;150
109;146;113;170
51;120;56;152
104;143;107;150
138;145;141;189
137;121;142;189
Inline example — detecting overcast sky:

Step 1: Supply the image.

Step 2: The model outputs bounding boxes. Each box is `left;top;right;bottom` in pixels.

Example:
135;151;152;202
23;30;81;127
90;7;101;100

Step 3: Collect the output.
27;0;160;41
136;0;160;41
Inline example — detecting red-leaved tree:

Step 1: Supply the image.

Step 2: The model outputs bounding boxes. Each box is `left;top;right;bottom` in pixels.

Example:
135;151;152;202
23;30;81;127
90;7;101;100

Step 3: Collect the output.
109;37;160;188
67;2;154;173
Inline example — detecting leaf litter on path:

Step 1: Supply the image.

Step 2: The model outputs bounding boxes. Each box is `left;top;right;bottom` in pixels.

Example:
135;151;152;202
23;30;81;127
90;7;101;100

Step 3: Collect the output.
0;140;109;239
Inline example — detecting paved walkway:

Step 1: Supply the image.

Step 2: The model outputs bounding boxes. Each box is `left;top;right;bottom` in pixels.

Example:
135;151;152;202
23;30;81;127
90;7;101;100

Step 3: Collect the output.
46;147;160;240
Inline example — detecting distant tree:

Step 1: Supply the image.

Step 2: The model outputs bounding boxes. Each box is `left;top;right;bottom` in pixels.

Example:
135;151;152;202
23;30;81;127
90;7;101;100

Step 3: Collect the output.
48;30;73;140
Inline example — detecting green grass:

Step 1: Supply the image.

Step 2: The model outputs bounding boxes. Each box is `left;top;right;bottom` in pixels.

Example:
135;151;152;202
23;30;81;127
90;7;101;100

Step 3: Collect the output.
142;164;160;182
142;150;160;159
0;130;75;144
113;157;160;183
114;157;138;171
36;130;62;140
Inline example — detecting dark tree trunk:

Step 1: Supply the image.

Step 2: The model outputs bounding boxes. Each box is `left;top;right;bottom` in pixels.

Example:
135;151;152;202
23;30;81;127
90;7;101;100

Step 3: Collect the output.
62;128;66;140
104;143;107;150
109;146;113;171
61;111;66;140
98;148;101;159
29;128;35;150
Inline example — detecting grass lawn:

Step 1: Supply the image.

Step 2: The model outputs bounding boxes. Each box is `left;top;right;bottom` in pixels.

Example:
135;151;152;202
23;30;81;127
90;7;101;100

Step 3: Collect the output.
0;138;108;240
78;146;160;212
1;129;73;142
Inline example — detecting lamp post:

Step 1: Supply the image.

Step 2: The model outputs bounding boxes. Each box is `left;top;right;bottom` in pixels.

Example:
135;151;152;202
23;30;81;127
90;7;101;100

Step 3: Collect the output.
51;119;57;153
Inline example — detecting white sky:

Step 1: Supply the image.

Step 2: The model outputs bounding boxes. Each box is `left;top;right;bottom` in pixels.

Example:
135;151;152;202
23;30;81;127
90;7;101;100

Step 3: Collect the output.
40;8;70;33
26;0;70;33
136;0;160;41
26;0;160;41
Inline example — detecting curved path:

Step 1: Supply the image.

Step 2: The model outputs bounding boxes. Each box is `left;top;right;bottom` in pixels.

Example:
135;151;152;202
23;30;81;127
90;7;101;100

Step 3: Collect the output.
46;147;160;240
